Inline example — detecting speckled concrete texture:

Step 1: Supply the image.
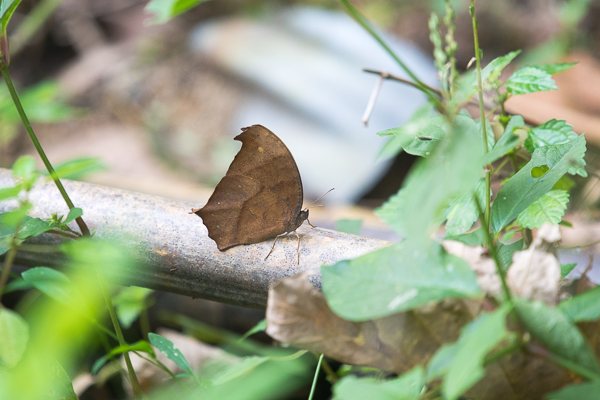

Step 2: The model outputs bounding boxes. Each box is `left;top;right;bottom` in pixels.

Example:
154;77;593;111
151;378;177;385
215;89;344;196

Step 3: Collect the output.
0;169;388;307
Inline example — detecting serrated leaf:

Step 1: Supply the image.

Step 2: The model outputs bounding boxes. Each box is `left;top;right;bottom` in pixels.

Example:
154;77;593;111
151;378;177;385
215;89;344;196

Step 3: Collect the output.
515;300;600;376
559;286;600;323
145;0;206;24
491;136;586;232
525;119;578;153
149;332;193;375
506;66;557;95
481;50;521;87
321;241;481;321
377;105;445;159
0;308;28;368
445;179;485;236
516;190;569;229
546;381;600;400
437;306;511;400
333;366;424;400
21;267;72;304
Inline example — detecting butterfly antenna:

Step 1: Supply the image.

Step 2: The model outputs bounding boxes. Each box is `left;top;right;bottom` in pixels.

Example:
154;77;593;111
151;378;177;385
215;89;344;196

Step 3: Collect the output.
313;188;335;207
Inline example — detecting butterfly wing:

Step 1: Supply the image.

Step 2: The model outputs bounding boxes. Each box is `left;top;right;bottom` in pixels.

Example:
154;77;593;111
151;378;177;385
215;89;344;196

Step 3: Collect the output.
196;125;304;250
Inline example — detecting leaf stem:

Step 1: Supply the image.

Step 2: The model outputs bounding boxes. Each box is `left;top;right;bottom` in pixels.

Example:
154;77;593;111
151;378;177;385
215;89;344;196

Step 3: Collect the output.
0;242;18;301
0;63;90;236
339;0;440;105
470;0;492;232
474;196;513;303
308;353;324;400
101;277;142;395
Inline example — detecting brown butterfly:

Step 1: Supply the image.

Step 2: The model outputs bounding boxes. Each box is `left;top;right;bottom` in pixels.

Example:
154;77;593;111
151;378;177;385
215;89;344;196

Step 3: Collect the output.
193;125;313;263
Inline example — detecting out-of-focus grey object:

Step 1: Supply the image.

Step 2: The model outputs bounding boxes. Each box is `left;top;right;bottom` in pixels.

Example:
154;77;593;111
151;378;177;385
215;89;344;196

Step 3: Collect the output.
189;7;437;204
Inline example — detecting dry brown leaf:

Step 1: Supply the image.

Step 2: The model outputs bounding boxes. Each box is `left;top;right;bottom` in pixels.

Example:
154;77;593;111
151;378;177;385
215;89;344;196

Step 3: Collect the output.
266;272;474;373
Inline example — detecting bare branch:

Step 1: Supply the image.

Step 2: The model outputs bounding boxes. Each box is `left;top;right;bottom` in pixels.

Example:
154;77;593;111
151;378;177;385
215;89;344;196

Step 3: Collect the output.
0;169;388;308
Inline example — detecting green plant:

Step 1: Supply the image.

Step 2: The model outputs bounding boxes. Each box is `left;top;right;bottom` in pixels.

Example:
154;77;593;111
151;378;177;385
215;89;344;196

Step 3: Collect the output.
314;1;599;399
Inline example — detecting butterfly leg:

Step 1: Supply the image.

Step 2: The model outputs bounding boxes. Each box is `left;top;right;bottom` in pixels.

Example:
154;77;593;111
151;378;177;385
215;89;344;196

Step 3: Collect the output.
295;231;301;265
265;232;287;261
307;218;316;228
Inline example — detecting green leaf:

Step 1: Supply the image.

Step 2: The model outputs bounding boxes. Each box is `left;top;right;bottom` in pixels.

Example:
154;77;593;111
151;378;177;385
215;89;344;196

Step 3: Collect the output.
560;263;576;278
376;115;482;242
497;239;523;269
92;340;154;375
19;81;76;122
546;381;600;400
240;319;267;341
483;115;523;164
516;190;569;229
145;0;206;24
0;0;21;34
377;105;445;159
0;203;31;229
525;119;578;153
113;286;153;328
515;300;600;376
11;155;37;183
333;366;425;400
432;306;511;400
535;62;576;75
211;356;270;384
64;207;83;224
559;287;600;323
481;50;521;87
0;185;20;201
335;218;363;235
0;308;29;368
21;267;72;304
445;179;485;236
491;136;586;232
17;216;53;239
47;362;77;400
444;228;485;246
52;157;105;180
321;241;481;321
149;332;194;375
506;66;557;95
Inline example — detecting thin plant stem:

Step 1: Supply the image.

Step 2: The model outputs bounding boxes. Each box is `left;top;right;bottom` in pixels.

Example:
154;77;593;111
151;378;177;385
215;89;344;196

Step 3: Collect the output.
339;0;440;105
308;354;324;400
470;0;492;232
0;64;90;236
363;68;441;96
474;196;512;303
0;243;17;301
100;277;142;395
320;357;339;384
